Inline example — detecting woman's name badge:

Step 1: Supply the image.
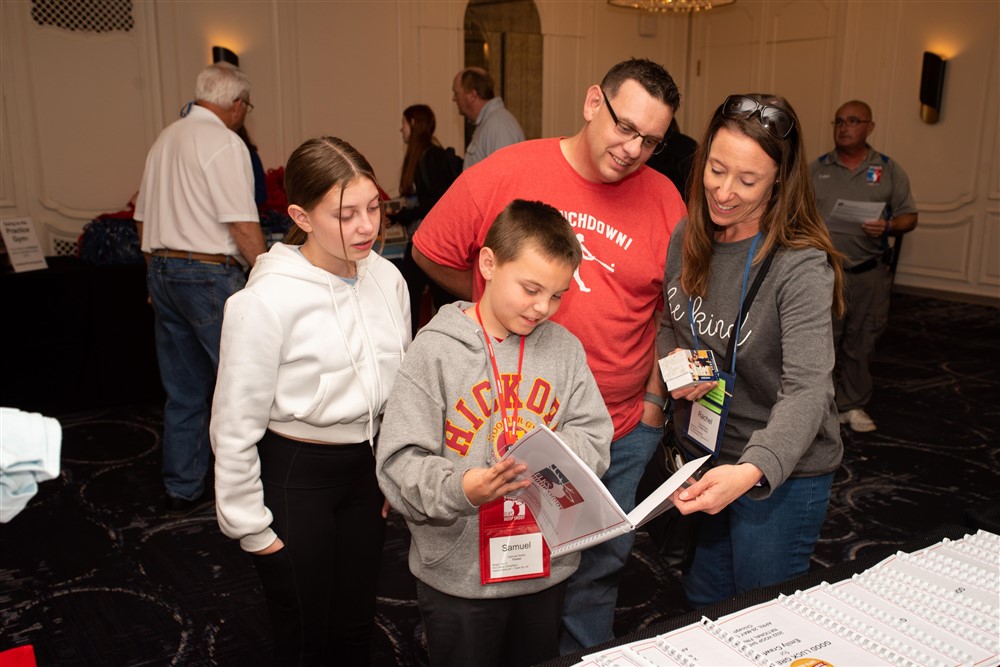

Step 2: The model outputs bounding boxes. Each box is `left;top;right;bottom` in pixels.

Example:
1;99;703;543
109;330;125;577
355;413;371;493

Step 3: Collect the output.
684;374;733;457
479;496;550;585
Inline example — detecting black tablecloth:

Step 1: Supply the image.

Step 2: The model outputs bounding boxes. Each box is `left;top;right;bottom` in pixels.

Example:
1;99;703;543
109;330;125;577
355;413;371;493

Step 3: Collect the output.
1;256;162;414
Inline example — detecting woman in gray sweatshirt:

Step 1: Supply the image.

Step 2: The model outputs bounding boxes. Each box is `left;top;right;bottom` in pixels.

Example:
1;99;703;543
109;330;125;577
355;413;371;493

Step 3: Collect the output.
656;94;845;609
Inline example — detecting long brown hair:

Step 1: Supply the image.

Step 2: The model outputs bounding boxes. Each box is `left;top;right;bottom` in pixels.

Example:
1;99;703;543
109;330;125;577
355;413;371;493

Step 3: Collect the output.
683;94;845;316
282;137;384;256
399;105;440;196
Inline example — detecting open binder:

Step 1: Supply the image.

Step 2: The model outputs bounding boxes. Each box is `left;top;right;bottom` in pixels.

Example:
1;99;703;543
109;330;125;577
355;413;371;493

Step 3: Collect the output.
502;425;710;557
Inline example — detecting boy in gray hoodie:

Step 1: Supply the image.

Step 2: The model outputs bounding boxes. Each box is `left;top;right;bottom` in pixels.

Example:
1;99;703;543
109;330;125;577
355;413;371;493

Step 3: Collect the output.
376;199;613;667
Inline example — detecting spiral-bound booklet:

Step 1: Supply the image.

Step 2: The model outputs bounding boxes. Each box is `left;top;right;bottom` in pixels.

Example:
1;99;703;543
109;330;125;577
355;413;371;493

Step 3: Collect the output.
501;425;709;558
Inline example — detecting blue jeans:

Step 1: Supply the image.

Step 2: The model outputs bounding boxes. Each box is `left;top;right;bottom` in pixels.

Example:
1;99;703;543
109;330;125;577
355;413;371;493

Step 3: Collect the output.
560;421;662;653
147;256;245;500
683;472;834;609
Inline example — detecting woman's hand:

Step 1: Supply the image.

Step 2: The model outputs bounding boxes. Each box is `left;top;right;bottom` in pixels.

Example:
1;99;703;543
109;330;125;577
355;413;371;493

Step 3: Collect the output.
462;457;530;507
671;381;719;403
381;498;391;519
665;348;718;402
670;463;762;515
252;536;285;556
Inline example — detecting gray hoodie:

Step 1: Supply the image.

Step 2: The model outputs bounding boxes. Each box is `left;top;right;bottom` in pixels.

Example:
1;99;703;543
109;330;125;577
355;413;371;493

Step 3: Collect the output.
376;302;613;599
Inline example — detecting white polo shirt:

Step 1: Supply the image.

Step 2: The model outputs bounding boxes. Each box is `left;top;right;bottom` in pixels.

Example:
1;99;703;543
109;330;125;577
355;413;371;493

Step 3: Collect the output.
134;105;258;257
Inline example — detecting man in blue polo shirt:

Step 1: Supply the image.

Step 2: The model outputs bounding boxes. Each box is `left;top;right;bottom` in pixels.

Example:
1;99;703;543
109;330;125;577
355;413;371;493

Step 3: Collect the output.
812;100;918;433
451;67;525;170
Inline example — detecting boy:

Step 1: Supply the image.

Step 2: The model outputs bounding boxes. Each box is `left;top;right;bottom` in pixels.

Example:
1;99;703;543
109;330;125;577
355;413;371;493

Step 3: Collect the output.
376;199;613;667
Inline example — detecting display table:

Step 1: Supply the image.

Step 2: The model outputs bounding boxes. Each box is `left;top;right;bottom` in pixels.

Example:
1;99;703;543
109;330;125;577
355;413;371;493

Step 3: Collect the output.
544;525;998;667
0;257;163;414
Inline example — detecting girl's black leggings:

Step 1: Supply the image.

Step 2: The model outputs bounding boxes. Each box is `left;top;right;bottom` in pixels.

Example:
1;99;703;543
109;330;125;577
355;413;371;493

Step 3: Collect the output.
252;429;386;666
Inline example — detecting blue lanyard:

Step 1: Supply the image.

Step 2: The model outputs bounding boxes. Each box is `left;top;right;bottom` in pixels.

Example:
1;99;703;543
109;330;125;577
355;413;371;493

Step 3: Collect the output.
687;232;762;377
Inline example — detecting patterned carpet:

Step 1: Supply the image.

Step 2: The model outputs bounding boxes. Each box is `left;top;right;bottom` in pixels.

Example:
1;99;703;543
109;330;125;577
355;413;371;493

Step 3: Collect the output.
1;292;998;665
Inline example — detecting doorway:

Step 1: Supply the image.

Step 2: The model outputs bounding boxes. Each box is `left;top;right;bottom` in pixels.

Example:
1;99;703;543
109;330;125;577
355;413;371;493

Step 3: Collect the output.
462;0;542;145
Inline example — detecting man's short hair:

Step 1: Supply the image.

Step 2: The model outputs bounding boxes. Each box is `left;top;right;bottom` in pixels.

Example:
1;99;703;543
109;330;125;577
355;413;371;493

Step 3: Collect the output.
459;67;495;101
484;199;582;270
195;63;251;109
601;58;681;112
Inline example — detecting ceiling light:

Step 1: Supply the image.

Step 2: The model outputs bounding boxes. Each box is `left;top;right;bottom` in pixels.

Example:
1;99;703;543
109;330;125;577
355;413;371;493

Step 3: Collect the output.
607;0;735;13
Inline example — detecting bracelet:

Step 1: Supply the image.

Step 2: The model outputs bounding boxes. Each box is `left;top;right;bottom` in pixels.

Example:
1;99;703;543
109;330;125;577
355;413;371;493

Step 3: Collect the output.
643;392;666;410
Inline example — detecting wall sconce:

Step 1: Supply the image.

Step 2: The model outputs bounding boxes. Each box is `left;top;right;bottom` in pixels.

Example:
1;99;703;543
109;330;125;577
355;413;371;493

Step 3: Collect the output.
919;51;946;124
212;46;239;67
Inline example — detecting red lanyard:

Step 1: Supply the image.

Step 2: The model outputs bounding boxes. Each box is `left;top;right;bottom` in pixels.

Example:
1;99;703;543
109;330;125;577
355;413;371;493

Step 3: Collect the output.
475;301;525;449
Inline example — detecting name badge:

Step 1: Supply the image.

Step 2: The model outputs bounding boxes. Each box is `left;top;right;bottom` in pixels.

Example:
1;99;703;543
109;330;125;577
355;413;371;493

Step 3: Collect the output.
479;496;550;584
684;371;734;457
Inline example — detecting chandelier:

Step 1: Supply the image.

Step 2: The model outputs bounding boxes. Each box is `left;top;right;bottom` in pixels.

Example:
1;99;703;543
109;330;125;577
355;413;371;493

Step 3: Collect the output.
607;0;735;13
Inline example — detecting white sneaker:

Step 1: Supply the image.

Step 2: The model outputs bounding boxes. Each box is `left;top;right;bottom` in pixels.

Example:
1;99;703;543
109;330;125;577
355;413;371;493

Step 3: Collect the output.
841;408;877;433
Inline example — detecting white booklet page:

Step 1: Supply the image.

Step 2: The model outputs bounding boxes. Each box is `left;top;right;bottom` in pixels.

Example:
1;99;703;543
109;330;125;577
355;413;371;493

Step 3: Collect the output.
501;425;709;557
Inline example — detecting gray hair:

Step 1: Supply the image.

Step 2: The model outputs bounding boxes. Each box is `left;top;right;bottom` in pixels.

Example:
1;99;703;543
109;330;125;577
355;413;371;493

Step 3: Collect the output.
194;63;250;109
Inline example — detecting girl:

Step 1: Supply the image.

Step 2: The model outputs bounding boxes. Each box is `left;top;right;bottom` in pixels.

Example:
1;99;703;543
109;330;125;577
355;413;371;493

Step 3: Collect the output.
211;136;411;664
392;104;461;335
657;95;845;609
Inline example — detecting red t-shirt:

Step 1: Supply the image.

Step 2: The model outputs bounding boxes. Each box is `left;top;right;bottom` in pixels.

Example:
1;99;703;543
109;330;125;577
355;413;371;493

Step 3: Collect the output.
414;138;685;438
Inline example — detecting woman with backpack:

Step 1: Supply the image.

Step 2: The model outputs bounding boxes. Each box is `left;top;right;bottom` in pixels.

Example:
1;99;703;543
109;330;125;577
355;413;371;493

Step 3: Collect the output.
392;104;462;336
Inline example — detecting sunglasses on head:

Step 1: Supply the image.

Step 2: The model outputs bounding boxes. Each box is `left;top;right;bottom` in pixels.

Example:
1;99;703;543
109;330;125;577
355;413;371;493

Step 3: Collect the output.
721;95;795;139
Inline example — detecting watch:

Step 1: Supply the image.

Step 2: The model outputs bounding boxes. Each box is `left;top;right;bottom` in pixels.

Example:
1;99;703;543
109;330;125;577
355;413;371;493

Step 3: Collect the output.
643;392;666;411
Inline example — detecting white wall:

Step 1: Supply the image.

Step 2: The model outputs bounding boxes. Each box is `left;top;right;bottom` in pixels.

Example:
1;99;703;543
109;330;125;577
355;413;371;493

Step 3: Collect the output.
0;0;996;298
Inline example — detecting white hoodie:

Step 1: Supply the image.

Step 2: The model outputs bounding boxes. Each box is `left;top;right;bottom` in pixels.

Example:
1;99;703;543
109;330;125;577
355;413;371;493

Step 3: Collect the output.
211;242;410;552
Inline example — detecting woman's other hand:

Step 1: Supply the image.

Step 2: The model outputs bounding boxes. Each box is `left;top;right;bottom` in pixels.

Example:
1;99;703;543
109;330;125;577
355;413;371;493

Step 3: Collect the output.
666;348;719;402
671;463;762;515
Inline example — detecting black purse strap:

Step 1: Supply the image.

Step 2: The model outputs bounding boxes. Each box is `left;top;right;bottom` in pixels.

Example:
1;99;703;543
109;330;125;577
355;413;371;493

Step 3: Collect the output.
723;246;778;369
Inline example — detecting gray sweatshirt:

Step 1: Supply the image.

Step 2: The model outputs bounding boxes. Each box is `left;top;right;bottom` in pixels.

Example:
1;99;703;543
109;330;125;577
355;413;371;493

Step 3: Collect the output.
656;220;842;497
376;302;613;599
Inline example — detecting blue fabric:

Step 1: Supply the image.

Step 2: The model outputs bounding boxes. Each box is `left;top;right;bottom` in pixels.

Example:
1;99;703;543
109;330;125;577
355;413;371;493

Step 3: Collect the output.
560;421;662;652
249;148;267;206
683;472;834;609
79;218;143;265
147;256;245;500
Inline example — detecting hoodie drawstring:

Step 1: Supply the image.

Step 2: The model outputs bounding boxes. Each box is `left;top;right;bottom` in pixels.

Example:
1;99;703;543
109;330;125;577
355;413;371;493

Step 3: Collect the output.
331;260;408;450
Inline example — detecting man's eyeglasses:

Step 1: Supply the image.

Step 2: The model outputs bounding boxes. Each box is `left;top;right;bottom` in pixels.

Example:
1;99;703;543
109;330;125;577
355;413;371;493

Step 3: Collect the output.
721;95;794;139
832;117;870;127
236;98;254;113
600;88;666;155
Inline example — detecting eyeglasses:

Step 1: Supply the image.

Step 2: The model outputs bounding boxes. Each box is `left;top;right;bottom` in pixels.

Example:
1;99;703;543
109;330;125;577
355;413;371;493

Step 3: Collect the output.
235;98;254;113
600;88;666;155
832;116;870;127
721;95;794;139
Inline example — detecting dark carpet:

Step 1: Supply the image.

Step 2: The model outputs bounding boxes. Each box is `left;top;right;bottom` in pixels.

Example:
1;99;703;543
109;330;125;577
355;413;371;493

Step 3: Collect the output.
1;292;998;665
